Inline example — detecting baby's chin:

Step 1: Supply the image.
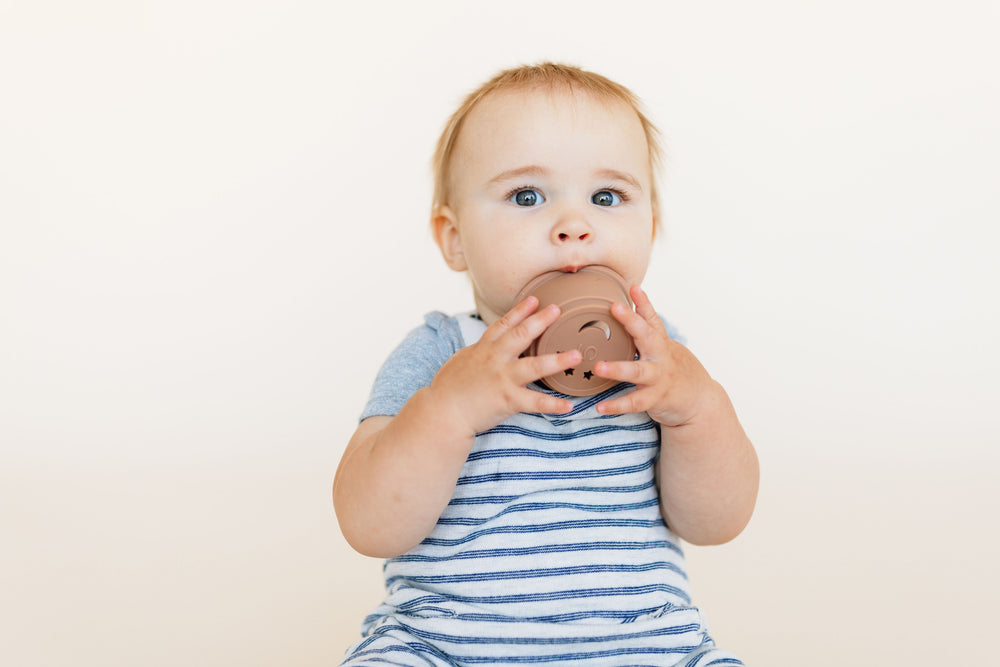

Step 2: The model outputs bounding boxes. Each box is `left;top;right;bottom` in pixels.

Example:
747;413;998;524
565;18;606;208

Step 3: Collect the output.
469;294;507;326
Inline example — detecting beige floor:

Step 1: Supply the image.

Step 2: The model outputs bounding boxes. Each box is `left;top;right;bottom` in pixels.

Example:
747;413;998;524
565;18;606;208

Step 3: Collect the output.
3;451;996;666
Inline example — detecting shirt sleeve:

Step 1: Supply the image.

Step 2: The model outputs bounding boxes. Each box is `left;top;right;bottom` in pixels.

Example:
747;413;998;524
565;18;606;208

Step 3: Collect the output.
661;316;686;346
359;312;464;421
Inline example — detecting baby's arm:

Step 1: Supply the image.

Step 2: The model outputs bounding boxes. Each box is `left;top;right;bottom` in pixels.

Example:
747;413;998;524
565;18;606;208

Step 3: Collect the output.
333;297;582;558
594;286;759;546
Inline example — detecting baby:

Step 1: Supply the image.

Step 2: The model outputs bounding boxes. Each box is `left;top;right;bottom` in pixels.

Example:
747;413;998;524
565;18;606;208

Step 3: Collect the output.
334;63;759;666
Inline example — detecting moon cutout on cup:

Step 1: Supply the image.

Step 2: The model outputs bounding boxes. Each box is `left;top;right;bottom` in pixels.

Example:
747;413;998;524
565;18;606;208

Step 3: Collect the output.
579;320;612;340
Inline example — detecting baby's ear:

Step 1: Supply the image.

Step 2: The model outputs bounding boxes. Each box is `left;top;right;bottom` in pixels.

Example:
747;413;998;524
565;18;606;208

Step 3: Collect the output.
650;200;660;242
431;205;467;272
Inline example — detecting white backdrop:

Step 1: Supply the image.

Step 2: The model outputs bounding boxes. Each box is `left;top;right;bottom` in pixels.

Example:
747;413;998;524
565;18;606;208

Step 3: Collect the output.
2;1;998;665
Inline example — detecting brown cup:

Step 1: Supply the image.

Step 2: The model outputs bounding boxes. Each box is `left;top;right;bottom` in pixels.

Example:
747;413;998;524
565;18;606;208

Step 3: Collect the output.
516;265;637;396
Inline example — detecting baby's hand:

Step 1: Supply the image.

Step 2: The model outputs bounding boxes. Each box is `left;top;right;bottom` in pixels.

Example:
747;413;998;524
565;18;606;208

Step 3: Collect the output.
428;297;582;437
593;286;715;427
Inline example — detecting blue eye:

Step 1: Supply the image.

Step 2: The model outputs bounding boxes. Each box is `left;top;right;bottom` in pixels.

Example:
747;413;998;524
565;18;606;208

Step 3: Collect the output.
510;189;544;207
592;190;622;206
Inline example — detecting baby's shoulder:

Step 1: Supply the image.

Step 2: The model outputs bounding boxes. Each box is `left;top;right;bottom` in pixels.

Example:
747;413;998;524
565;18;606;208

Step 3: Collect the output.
416;311;466;353
359;311;463;421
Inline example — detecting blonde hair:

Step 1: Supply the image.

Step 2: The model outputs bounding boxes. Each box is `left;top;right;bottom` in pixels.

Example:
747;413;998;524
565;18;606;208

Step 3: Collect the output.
431;62;664;231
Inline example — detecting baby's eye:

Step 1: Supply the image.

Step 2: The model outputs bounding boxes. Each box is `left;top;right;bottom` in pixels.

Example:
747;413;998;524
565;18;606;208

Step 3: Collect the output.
509;189;545;207
592;190;622;206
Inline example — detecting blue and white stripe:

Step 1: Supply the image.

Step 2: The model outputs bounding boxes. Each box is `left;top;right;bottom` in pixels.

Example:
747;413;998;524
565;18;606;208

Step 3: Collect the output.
342;313;742;666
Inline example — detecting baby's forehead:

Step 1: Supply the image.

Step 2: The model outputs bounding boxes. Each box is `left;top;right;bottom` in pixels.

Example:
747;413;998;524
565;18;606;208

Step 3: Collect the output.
461;86;646;145
449;86;653;192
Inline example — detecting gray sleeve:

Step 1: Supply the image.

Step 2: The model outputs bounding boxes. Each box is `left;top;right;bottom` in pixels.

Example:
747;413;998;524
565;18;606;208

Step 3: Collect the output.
359;312;465;421
661;316;686;346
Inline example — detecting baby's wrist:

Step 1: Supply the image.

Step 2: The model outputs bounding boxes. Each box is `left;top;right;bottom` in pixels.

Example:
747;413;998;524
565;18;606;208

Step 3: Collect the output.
419;383;480;445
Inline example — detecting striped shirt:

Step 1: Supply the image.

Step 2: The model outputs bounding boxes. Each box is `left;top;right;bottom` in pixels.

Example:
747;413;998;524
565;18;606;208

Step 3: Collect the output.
344;312;741;666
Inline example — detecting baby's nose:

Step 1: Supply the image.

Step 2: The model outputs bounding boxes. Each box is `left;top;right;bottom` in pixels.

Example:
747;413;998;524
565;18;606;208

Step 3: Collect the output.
557;229;590;242
551;215;592;243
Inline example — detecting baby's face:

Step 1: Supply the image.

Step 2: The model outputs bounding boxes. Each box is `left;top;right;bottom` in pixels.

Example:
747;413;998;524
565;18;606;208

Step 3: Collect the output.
437;87;655;326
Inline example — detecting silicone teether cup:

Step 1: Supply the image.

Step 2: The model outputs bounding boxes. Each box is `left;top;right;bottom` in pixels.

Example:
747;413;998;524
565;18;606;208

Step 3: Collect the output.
516;265;637;396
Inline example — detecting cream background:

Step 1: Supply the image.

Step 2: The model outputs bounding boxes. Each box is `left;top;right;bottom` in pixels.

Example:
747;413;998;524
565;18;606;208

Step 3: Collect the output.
2;1;998;665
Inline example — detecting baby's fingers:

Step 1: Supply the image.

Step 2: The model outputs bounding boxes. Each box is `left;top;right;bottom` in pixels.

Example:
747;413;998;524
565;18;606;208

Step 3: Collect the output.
514;385;575;415
484;296;540;342
610;301;664;354
593;359;660;387
514;349;582;387
497;303;562;354
629;285;664;331
595;386;654;416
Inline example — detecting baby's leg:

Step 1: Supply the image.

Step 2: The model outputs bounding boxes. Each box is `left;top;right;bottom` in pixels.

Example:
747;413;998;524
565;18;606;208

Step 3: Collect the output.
339;623;458;667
